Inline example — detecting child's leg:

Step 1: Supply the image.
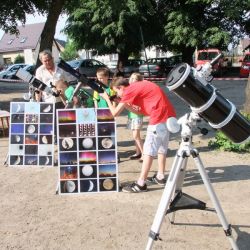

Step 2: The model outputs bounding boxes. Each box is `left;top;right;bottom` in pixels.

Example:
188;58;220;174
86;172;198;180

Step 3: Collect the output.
132;129;143;155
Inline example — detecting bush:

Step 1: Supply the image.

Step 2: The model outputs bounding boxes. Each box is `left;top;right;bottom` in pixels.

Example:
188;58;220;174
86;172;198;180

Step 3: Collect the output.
208;112;250;152
14;54;24;63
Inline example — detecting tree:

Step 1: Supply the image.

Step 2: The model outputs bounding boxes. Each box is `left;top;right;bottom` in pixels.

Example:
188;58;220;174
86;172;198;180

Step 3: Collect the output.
60;39;79;61
244;75;250;114
64;0;162;63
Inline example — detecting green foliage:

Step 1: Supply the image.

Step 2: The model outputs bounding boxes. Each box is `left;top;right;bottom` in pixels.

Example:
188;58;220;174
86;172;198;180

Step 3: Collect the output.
208;113;250;152
14;54;24;63
60;40;79;61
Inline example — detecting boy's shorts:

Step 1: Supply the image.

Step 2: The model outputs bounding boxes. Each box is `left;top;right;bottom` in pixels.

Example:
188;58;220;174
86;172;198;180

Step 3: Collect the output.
143;123;169;157
127;117;143;130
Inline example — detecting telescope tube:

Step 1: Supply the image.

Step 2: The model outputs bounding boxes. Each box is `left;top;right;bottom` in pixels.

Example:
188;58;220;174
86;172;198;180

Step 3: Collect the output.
166;63;250;143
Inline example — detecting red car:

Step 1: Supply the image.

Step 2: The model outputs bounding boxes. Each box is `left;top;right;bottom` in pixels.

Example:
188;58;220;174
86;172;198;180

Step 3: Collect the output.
239;52;250;78
195;48;227;76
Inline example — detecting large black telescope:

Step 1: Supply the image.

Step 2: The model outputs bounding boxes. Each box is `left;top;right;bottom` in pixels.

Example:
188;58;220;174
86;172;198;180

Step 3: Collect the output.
166;59;250;144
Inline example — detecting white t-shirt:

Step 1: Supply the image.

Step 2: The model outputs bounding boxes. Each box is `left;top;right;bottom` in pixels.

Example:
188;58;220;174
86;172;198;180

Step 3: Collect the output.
35;65;76;103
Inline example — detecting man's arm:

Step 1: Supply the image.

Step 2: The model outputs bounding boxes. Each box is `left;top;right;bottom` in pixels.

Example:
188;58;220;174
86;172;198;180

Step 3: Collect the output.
100;92;125;117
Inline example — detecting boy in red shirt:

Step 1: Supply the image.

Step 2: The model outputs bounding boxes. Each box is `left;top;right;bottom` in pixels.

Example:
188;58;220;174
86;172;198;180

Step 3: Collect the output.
100;77;176;193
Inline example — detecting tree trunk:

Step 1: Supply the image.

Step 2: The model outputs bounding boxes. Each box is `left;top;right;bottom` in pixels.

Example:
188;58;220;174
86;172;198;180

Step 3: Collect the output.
35;0;66;68
180;46;195;66
243;74;250;114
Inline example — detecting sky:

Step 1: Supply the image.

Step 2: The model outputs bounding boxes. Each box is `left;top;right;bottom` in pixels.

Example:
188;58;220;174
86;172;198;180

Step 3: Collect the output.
0;13;68;41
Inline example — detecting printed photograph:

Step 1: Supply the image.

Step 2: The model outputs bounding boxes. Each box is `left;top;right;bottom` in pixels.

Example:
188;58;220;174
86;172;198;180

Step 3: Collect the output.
11;124;24;134
39;135;53;145
39;156;53;166
97;123;115;137
11;103;25;113
76;108;96;123
99;164;117;178
25;114;39;123
80;179;97;192
78;123;95;137
24;155;38;165
25;134;38;145
59;124;77;138
60;152;78;165
99;178;117;192
58;110;76;123
60;166;78;179
10;134;24;144
9;144;24;155
98;137;115;150
25;124;38;134
25;102;40;114
80;164;97;178
9;155;23;165
38;144;53;156
11;114;24;123
25;145;38;155
98;151;116;164
97;109;114;122
79;151;97;164
60;180;78;193
40;103;53;113
40;124;53;134
40;114;53;123
79;137;96;151
59;137;77;151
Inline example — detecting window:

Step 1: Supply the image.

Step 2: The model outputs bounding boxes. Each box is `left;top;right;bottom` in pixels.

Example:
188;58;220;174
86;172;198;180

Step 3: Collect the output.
7;39;14;45
20;37;27;43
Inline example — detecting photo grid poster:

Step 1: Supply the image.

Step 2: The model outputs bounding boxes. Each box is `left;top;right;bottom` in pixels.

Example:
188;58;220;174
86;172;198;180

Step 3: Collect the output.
8;102;54;166
57;108;119;194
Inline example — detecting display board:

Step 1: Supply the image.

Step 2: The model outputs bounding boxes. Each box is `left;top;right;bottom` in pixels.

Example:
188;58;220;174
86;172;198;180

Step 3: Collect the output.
9;102;54;166
57;108;119;194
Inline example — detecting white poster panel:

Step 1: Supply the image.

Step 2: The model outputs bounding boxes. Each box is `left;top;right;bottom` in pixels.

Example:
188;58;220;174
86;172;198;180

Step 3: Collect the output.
9;102;54;166
57;108;119;194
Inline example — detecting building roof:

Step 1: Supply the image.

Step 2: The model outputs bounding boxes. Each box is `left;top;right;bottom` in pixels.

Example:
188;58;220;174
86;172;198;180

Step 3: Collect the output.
0;23;45;53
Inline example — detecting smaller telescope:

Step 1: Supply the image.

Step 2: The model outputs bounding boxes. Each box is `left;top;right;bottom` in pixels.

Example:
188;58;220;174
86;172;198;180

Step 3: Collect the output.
16;68;59;97
166;54;250;143
57;59;105;94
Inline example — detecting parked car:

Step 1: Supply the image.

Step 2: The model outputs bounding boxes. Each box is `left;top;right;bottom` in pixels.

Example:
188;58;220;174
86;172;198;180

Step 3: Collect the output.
0;63;27;79
239;52;250;78
106;59;145;77
67;59;107;77
106;60;118;74
139;55;182;78
195;48;228;76
8;64;35;80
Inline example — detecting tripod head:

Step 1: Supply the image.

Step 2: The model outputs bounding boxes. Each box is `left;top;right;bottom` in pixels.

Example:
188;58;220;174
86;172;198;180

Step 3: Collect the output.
178;112;208;141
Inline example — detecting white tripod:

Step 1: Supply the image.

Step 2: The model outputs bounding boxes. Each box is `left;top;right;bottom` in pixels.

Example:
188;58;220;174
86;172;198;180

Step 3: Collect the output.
146;112;239;250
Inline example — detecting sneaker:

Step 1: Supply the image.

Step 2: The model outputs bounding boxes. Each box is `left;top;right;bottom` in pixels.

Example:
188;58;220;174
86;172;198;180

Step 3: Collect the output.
122;182;148;193
130;153;142;160
146;174;166;186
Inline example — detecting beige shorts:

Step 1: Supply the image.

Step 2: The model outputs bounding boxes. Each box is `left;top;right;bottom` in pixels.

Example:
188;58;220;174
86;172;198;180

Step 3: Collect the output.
127;117;143;130
143;123;169;157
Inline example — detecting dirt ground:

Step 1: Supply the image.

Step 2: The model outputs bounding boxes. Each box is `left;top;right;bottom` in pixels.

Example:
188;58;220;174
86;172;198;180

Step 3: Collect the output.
0;79;249;250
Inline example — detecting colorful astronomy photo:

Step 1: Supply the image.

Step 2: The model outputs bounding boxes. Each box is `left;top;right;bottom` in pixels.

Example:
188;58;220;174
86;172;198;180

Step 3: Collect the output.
57;108;118;194
9;102;54;166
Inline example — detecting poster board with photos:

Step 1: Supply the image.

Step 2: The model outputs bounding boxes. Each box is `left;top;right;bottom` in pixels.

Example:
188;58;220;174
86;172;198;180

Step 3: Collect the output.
57;108;119;194
9;102;54;166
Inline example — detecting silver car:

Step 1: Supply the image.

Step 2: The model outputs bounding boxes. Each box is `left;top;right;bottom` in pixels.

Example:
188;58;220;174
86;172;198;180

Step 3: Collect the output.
67;59;107;77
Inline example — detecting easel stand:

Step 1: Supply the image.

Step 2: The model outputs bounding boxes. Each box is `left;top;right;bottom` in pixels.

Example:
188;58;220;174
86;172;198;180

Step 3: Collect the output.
146;112;238;250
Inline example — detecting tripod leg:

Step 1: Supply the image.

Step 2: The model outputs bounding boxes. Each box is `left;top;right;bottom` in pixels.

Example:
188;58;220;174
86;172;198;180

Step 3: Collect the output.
193;153;239;250
146;154;188;250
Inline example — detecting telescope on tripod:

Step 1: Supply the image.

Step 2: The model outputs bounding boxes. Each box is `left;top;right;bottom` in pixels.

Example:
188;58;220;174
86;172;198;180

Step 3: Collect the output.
146;54;250;250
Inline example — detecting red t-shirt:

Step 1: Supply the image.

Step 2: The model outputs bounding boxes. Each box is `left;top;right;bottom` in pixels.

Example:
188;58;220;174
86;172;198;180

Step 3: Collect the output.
120;80;176;125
